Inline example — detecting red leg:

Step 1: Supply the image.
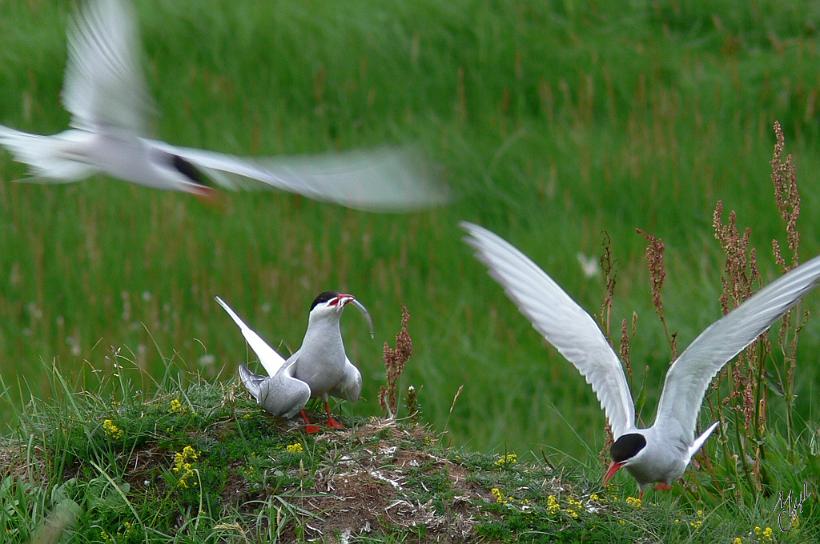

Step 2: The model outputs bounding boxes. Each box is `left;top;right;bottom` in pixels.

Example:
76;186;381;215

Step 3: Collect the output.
639;489;645;500
654;483;672;491
325;401;345;429
300;410;321;434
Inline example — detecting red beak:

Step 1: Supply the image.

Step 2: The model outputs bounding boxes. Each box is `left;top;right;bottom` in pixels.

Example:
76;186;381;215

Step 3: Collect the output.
331;293;355;307
603;461;625;485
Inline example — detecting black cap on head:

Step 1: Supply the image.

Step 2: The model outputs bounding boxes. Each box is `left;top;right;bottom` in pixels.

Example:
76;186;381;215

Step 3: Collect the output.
310;291;339;311
610;433;647;462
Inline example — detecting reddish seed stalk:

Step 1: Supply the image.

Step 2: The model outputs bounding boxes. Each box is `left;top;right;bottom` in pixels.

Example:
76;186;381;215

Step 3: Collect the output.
636;229;677;359
769;120;804;458
380;306;413;419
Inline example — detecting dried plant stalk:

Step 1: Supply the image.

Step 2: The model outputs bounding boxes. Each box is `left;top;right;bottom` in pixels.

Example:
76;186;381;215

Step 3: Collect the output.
770;121;800;270
712;198;766;492
380;306;413;419
619;313;638;381
596;232;617;463
636;229;677;359
769;121;805;459
597;232;616;339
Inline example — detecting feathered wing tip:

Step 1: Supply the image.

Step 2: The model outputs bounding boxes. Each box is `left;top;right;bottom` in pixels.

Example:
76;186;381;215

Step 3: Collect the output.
238;364;263;403
0;126;96;181
63;0;154;133
151;142;451;212
215;295;287;378
687;421;720;462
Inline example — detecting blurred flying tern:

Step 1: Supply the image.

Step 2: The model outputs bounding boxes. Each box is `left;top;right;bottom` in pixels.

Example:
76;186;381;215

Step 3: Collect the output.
217;292;372;432
462;221;819;495
0;0;446;209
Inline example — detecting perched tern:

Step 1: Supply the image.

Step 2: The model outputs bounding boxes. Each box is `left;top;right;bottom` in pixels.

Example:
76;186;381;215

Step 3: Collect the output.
217;292;372;433
461;221;819;495
0;0;446;210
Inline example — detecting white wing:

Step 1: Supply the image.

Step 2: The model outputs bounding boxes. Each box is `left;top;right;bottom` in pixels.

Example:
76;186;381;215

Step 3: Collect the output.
331;358;363;402
215;296;286;378
655;256;820;444
145;141;448;211
63;0;153;134
462;222;635;438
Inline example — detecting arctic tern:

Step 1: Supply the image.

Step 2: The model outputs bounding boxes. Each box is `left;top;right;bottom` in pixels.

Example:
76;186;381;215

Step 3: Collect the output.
462;221;819;495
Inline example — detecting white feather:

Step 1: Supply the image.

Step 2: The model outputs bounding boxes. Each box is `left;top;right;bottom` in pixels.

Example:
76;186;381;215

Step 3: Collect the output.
63;0;153;134
655;255;820;444
215;296;286;378
461;221;636;439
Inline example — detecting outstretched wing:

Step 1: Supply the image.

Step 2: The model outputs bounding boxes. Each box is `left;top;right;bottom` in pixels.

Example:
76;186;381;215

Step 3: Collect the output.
216;296;287;378
655;256;820;444
461;222;635;438
145;141;448;211
63;0;153;134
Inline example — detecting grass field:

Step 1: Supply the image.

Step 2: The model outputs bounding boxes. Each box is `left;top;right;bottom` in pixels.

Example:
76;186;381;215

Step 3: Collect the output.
0;0;817;520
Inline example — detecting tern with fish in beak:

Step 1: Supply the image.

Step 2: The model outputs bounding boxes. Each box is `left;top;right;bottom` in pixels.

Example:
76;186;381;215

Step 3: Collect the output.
216;292;374;433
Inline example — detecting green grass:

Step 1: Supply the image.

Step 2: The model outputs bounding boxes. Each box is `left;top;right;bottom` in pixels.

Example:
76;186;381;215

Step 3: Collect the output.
0;1;818;537
2;371;815;542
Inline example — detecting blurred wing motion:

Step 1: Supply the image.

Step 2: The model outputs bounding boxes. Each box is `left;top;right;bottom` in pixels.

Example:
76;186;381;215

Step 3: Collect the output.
655;256;820;444
215;296;286;378
1;0;449;210
63;0;153;134
147;142;448;211
0;126;96;181
461;222;635;438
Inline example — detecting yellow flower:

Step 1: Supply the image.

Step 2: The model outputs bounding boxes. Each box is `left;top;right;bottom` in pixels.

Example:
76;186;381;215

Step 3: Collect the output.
490;487;508;504
172;446;199;488
169;398;184;413
286;442;304;454
547;495;560;515
688;509;703;529
625;496;642;509
102;419;123;440
494;453;518;466
564;496;583;519
567;497;583;509
732;537;743;544
589;493;600;502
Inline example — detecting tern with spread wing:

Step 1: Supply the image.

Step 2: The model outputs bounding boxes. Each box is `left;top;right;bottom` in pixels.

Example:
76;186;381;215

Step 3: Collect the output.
217;292;373;433
0;0;446;210
462;221;819;495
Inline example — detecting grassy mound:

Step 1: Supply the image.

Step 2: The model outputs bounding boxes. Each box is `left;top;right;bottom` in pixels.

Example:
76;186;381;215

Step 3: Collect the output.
1;375;814;543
